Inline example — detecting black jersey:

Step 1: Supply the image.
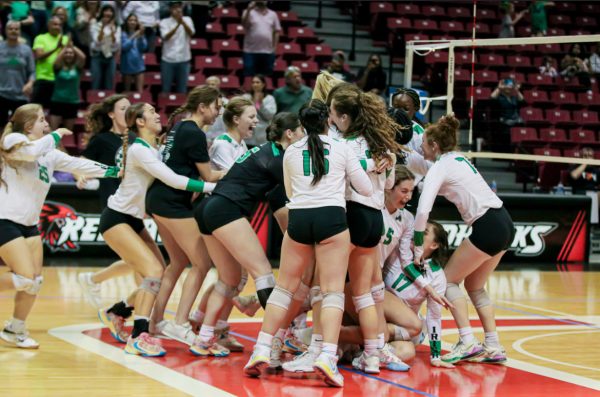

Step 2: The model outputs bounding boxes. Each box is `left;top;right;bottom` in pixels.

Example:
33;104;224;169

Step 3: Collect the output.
82;131;135;207
213;141;284;215
146;120;210;218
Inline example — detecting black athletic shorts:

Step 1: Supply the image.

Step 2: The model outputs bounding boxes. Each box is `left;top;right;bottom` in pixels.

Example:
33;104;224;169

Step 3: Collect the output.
146;184;194;219
0;219;40;247
194;194;245;235
266;184;287;213
346;201;384;248
469;206;515;256
99;207;145;235
49;101;79;119
287;207;348;245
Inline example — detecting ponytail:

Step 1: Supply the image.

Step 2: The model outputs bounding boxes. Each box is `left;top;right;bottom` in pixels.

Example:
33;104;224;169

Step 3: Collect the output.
121;103;146;175
266;112;301;142
428;220;450;266
167;86;221;130
299;99;329;186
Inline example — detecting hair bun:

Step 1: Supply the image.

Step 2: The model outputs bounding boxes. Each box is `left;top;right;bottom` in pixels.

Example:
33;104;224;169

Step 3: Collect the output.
439;114;460;131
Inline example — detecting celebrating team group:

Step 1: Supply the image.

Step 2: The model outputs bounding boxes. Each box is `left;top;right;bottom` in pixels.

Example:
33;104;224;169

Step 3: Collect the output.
0;72;515;388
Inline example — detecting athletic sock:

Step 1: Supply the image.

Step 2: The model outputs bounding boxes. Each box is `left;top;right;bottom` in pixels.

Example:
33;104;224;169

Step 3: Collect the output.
484;331;500;348
459;327;475;345
132;316;149;338
107;301;133;318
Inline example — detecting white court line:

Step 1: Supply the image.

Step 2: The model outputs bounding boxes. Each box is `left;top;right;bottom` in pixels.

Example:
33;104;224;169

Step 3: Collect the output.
442;325;600;391
496;299;588;319
513;329;600;372
48;323;235;397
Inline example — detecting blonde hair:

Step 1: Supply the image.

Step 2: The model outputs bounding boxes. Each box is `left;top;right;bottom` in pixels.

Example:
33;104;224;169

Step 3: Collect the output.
312;71;344;101
0;104;43;188
222;96;254;129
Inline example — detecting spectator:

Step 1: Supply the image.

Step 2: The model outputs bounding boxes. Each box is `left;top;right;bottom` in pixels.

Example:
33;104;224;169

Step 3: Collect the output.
561;44;592;91
89;4;120;90
570;147;600;194
159;1;194;94
51;5;74;38
31;16;69;108
121;13;147;93
391;88;425;153
529;0;554;37
241;1;281;77
122;1;159;53
539;55;558;77
74;0;100;54
0;21;35;127
30;1;50;37
8;1;35;44
273;66;312;113
326;50;354;82
356;53;387;95
243;74;277;146
204;76;228;144
491;78;524;126
586;43;600;75
49;42;85;131
498;2;527;38
52;0;77;28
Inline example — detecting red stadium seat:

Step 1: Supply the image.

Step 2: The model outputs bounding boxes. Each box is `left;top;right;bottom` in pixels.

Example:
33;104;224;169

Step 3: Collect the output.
550;91;578;109
157;93;186;111
128;91;153;103
387;17;412;30
287;27;319;44
291;60;320;76
306;43;333;62
506;55;534;71
546;109;576;128
570;129;597;144
218;75;241;90
212;6;239;24
479;54;506;70
273;58;288;76
452;68;471;84
500;71;525;84
276;42;303;61
466;22;491;35
548;15;572;26
186;73;206;88
425;51;449;65
205;22;225;37
533;147;561;157
523;90;552;107
276;11;301;28
142;53;159;70
578;92;600;110
521;107;549;125
421;5;445;17
563;148;583;158
473;86;492;101
396;3;420;16
145;72;162;88
474;70;498;85
539;128;568;143
189;38;209;54
510;127;539;144
576;16;597;27
448;6;471;20
86;90;115;103
404;33;429;42
227;57;244;73
573;111;600;126
212;39;242;57
476;8;497;21
413;19;439;32
226;24;245;40
440;21;464;33
527;74;555;89
194;56;225;74
370;2;394;14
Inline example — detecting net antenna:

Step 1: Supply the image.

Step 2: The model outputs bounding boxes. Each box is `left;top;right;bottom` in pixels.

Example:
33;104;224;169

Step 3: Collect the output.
404;34;600;149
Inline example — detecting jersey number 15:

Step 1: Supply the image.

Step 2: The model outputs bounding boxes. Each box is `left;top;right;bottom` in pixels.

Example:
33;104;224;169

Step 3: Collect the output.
302;149;330;176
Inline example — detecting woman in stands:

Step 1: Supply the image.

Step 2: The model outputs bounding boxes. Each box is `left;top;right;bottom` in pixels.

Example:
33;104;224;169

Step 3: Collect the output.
77;95;135;309
392;88;424;153
243;74;277;147
327;83;399;374
145;86;223;345
0;104;119;349
412;114;514;364
152;97;257;352
244;99;373;388
98;102;214;356
192;112;305;357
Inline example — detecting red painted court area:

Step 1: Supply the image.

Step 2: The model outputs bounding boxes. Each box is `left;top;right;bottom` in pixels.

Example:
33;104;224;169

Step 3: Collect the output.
83;319;600;397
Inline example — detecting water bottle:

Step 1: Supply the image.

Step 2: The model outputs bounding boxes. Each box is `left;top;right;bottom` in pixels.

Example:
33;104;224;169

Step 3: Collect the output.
490;180;497;193
555;182;565;195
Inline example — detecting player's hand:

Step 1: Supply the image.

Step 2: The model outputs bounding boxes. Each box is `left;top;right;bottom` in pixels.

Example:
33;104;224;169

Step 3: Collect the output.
76;175;88;190
431;358;455;368
424;284;453;310
55;128;73;137
413;245;424;265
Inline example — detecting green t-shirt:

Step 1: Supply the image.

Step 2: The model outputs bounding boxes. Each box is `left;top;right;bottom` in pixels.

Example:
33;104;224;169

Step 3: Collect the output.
530;1;548;32
51;66;80;103
33;33;68;81
11;1;30;21
273;85;313;114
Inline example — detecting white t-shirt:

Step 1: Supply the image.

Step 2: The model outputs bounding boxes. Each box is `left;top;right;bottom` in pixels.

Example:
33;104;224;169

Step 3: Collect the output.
209;133;248;171
159;16;195;63
108;138;214;219
284;135;373;209
122;2;159;27
414;151;503;233
0;133;118;226
380;208;414;271
344;136;395;210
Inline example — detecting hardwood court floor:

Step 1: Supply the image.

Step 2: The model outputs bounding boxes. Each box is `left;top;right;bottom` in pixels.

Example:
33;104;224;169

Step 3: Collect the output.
1;266;599;396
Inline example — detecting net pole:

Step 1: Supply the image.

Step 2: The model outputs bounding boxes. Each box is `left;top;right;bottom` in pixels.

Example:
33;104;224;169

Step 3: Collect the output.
468;0;478;149
446;45;455;115
404;42;414;88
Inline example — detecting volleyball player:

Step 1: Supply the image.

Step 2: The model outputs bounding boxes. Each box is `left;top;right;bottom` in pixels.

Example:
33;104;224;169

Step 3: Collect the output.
98;103;214;356
0;104;119;348
244;99;373;388
77;95;136;309
412;114;514;364
192;112;305;357
145;86;223;346
327;83;400;374
392;88;425;153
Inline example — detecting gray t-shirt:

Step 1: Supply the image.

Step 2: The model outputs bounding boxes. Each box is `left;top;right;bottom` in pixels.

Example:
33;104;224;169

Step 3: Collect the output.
0;42;35;101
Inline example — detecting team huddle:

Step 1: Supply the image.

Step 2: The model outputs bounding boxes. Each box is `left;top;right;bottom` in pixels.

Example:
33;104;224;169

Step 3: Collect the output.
0;73;515;388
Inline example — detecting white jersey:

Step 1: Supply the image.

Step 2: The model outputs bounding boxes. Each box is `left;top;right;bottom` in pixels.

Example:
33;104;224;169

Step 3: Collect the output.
415;152;503;232
0;132;118;226
108;138;214;219
284;135;373;209
380;208;414;271
344;136;395;210
209;133;248;171
384;258;447;360
406;121;424;154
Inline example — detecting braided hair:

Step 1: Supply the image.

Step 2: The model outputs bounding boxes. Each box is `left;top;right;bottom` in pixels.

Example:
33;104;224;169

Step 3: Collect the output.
298;99;329;186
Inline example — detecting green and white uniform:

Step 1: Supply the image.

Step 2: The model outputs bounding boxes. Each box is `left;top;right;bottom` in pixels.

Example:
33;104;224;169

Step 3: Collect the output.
209;132;248;171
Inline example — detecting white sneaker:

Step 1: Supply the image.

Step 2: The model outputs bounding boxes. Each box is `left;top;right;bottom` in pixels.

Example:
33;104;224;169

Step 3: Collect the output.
352;351;380;374
78;272;102;308
467;343;507;364
282;349;318;373
379;343;410;372
313;353;344;387
0;322;39;349
243;344;271;377
161;321;196;346
442;340;484;364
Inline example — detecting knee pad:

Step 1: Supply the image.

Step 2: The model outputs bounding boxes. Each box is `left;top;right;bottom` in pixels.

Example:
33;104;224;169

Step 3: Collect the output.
11;273;37;295
321;292;345;311
371;282;385;304
255;273;276;290
140;277;161;295
468;288;492;309
236;270;249;294
445;283;465;303
309;286;322;306
352;292;375;312
266;286;293;310
293;282;310;302
215;280;238;299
